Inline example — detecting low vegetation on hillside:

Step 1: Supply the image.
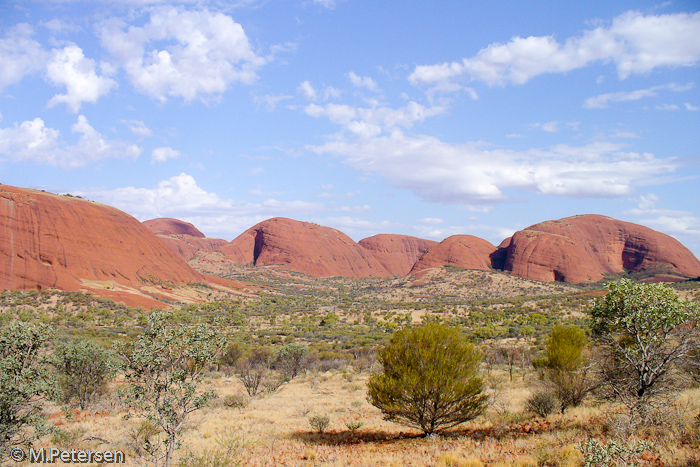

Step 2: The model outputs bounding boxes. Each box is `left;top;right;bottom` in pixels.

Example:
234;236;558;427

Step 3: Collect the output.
1;269;700;466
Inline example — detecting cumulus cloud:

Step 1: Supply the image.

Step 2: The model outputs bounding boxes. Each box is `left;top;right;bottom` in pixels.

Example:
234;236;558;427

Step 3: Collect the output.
122;120;153;138
296;80;341;101
46;45;117;112
151;146;181;163
624;193;700;238
584;82;693;108
348;72;378;91
253;94;293;111
0;24;48;92
0;115;141;168
303;101;447;137
409;11;700;87
99;7;265;102
76;173;324;239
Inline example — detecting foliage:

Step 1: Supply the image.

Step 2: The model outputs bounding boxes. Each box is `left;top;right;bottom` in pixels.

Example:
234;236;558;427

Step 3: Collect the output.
177;430;244;467
367;323;487;434
116;311;225;467
525;387;560;417
52;337;116;410
235;347;272;396
536;325;595;412
308;414;330;433
273;342;309;380
0;322;56;459
590;279;700;419
576;438;654;467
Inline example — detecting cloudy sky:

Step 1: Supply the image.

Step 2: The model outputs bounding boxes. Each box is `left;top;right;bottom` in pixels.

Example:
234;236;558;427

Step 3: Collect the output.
2;0;699;257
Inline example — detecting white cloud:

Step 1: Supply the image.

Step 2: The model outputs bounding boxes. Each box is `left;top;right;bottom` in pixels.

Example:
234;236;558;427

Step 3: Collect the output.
0;115;141;168
303;101;446;136
122;119;153;138
308;128;679;204
584;82;693;108
532;121;559;132
0;24;48;92
624;194;700;238
296;80;341;101
99;7;265;102
685;103;699;111
313;0;336;9
253;94;293;111
76;173;324;239
409;11;700;87
656;104;679;110
46;45;117;112
151;146;181;163
339;205;371;212
348;72;378;91
420;217;444;224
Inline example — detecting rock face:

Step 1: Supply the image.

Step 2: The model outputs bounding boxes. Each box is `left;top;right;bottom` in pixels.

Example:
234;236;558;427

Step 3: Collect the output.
501;214;700;283
409;235;496;276
143;218;205;238
219;217;392;278
0;186;206;305
144;218;227;261
358;234;438;276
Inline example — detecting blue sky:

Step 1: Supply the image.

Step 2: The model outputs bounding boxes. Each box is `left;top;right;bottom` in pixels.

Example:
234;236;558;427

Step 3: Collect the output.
1;0;699;258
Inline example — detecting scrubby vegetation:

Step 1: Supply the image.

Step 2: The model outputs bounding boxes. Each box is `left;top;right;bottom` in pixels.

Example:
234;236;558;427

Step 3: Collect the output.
1;270;700;465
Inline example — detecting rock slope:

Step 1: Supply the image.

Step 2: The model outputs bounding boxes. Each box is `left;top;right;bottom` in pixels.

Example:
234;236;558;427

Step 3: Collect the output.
144;218;227;261
501;214;700;283
218;217;391;278
358;234;438;276
409;235;496;276
0;186;207;306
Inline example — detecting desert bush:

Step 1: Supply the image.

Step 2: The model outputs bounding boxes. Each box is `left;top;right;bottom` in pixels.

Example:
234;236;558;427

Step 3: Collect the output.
345;420;363;432
308;414;330;433
591;280;700;421
177;430;244;467
222;392;249;410
535;325;595;413
525;387;561;417
52;336;116;410
273;342;309;379
367;322;487;434
0;322;56;458
576;438;654;466
116;311;225;467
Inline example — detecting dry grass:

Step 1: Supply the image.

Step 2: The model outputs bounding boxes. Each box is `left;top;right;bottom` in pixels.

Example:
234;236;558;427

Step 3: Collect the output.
24;368;700;467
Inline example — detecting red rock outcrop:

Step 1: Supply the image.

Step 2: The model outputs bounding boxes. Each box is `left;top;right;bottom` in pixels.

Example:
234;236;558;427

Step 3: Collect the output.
143;218;205;238
0;185;207;306
358;234;438;276
218;217;392;278
502;214;700;283
144;218;227;261
409;235;497;276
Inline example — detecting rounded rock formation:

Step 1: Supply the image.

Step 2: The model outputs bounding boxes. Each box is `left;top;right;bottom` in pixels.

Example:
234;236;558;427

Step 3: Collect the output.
502;214;700;283
409;235;497;276
218;217;392;278
358;234;438;277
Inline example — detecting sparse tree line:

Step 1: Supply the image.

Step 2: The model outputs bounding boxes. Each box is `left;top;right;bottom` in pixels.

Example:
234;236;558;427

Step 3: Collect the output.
1;279;699;466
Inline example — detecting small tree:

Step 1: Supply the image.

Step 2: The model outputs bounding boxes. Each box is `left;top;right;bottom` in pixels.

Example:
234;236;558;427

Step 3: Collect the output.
53;337;116;410
535;325;595;413
0;322;55;458
367;323;487;434
235;347;272;396
273;343;309;380
590;279;700;421
116;311;225;467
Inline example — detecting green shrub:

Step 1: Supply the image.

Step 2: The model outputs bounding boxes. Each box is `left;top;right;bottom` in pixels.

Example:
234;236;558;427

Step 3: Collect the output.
367;322;487;434
308;414;330;433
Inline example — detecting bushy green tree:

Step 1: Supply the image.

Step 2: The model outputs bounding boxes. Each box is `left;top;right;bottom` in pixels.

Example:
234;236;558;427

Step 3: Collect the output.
0;322;55;459
590;279;700;420
367;323;487;434
116;311;225;467
273;343;309;380
535;325;595;413
53;337;116;410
